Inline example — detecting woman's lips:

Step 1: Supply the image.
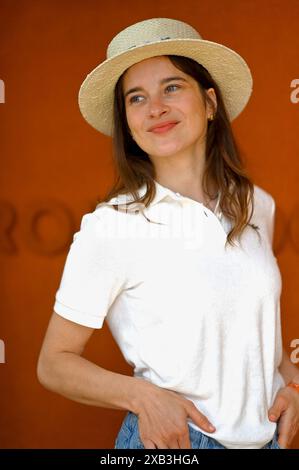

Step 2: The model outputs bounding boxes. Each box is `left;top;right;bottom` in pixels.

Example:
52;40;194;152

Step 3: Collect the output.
150;122;178;134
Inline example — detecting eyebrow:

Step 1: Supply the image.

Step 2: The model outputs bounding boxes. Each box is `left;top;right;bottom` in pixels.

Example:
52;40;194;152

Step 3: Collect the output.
124;76;188;99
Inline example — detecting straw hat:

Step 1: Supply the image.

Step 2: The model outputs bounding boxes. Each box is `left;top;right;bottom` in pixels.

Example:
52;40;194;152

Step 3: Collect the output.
78;17;253;136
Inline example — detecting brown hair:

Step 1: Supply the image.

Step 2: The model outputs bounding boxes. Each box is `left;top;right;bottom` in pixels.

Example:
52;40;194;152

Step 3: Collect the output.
97;54;259;249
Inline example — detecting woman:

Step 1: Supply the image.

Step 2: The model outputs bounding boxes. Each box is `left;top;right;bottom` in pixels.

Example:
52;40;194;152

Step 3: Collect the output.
37;18;299;449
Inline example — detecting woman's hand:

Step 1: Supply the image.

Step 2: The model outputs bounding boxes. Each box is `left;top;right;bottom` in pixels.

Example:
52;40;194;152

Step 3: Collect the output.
133;383;216;449
268;386;299;448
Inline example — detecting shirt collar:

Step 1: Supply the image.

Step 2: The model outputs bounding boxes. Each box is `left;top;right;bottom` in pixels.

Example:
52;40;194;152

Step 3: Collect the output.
102;180;222;215
102;180;181;209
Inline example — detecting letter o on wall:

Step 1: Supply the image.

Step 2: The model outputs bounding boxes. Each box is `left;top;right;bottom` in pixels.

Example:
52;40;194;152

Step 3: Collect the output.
21;199;76;256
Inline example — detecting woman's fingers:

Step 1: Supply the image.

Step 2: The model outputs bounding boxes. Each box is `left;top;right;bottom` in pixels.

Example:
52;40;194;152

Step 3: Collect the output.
143;428;192;449
136;386;215;449
143;439;169;449
143;439;156;449
178;431;192;449
187;402;216;433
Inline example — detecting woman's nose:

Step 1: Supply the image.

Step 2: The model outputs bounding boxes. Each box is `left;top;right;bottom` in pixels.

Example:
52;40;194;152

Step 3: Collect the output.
148;96;170;117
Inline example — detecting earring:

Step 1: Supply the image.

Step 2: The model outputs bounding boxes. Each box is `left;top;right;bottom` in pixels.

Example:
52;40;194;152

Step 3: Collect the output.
208;114;214;121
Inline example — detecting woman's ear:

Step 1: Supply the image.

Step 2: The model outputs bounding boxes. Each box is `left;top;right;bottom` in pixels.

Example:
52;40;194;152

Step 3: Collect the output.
206;88;217;116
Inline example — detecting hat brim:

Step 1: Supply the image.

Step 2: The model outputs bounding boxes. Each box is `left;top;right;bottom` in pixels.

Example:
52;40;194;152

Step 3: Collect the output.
78;38;253;136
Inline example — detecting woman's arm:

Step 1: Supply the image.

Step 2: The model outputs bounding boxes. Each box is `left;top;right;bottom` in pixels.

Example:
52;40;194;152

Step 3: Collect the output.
278;347;299;384
37;312;152;413
37;312;216;449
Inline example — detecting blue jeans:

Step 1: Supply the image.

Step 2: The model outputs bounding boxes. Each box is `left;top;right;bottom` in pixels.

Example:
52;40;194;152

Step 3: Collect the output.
114;411;282;449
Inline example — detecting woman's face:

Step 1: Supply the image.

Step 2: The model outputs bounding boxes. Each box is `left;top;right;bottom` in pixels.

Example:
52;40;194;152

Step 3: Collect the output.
122;56;217;159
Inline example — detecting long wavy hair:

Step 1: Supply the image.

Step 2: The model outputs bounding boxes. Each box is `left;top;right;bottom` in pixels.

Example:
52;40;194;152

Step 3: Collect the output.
97;54;259;248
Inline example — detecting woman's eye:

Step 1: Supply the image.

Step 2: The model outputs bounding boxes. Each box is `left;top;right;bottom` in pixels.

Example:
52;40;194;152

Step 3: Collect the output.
129;84;180;104
166;84;180;92
129;95;143;104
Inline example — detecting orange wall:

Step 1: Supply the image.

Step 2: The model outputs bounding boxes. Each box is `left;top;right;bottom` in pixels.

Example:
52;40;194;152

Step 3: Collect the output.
0;0;298;449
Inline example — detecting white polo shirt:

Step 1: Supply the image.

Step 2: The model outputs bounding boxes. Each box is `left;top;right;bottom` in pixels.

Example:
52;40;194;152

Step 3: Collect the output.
53;180;285;449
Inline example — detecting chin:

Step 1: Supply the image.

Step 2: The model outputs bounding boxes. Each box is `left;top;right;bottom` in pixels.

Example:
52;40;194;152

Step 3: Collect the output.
154;144;187;157
146;139;185;154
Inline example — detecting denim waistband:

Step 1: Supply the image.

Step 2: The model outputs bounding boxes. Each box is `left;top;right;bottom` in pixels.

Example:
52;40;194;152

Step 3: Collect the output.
114;411;281;449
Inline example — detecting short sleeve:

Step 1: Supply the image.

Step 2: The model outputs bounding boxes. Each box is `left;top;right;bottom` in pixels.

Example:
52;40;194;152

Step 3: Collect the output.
53;211;127;329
